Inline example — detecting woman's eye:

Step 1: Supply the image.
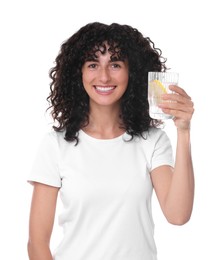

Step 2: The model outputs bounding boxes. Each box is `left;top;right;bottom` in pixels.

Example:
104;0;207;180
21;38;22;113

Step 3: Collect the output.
88;64;97;69
111;63;121;69
87;63;97;69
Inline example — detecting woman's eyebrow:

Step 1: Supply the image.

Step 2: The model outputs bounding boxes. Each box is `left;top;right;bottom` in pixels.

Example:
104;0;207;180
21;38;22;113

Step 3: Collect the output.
110;56;125;62
85;58;99;62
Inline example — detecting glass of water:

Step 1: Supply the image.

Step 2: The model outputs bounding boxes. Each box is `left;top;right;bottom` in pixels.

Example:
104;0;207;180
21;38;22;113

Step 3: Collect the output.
148;72;179;120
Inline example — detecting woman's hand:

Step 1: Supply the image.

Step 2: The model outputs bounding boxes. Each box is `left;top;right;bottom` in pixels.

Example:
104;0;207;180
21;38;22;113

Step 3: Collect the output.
159;85;194;131
155;85;195;225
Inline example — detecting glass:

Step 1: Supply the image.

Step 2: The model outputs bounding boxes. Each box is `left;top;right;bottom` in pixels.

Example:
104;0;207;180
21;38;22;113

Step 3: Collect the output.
148;72;179;120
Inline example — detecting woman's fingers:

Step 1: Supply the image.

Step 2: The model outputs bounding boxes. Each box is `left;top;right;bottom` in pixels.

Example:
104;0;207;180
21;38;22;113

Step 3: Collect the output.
168;85;191;99
158;85;194;130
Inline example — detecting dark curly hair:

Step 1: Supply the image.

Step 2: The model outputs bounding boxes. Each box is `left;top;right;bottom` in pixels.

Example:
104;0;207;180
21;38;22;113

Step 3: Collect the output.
48;22;167;144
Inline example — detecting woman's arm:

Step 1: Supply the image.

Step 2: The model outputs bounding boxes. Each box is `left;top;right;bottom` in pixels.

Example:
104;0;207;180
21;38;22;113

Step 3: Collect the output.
28;182;59;260
151;129;194;225
151;85;195;225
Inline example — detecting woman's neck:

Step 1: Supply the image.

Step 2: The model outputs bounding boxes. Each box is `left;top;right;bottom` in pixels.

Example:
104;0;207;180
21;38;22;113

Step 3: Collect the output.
82;105;125;139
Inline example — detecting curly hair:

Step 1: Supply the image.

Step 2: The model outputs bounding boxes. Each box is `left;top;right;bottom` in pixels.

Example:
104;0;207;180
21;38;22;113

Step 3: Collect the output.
48;22;167;144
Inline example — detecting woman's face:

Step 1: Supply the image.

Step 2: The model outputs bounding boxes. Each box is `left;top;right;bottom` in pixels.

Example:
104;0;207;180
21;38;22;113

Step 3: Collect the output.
81;45;129;109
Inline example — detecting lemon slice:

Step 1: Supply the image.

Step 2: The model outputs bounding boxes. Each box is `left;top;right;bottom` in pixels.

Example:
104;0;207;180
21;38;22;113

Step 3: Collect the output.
149;79;167;105
149;79;167;95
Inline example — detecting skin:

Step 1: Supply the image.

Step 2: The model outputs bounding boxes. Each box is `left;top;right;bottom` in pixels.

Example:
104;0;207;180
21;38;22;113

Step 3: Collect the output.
80;46;129;138
28;183;59;260
153;85;194;224
28;48;194;259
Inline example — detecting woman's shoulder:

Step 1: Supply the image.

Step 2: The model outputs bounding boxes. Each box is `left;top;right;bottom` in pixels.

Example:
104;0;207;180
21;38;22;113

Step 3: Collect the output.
42;129;65;140
141;127;167;141
40;130;67;147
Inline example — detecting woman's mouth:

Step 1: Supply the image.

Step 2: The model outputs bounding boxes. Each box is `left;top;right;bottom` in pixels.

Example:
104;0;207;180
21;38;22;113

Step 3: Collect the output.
94;85;116;94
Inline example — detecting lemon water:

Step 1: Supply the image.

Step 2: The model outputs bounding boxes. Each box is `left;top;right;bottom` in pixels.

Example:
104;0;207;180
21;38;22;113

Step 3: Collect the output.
148;81;175;120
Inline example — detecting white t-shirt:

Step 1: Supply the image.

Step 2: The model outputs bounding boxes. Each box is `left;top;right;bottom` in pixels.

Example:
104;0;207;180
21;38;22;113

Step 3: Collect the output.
28;128;174;260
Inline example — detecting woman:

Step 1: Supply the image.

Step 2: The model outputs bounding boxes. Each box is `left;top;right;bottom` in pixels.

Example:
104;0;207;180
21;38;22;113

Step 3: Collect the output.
27;22;194;260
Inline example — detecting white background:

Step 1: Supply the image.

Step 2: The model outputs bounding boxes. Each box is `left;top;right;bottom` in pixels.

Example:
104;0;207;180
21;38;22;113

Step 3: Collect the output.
1;0;223;259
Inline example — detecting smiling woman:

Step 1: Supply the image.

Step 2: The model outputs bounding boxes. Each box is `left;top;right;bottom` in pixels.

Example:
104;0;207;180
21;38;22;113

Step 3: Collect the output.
47;22;165;143
27;22;194;260
81;44;129;109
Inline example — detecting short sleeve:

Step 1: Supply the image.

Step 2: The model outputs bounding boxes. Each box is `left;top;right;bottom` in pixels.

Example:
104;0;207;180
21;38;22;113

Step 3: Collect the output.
27;132;62;187
150;130;174;171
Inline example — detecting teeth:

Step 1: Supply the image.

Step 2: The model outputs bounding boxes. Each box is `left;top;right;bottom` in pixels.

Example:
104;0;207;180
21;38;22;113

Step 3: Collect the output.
95;86;115;92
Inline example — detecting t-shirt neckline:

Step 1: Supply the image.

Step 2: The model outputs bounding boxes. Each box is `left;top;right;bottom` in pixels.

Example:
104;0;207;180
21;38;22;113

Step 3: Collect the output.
79;129;127;143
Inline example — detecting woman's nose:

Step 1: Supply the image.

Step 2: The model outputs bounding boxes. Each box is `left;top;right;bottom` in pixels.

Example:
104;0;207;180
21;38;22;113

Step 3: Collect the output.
98;68;111;83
